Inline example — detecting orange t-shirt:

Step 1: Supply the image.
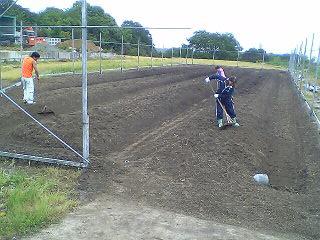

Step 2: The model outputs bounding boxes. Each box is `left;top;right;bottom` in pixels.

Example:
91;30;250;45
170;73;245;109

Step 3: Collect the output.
22;56;35;78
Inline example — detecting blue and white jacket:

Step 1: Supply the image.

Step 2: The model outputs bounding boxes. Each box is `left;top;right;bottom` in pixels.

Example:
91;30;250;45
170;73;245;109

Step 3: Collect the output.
218;86;234;101
208;74;228;94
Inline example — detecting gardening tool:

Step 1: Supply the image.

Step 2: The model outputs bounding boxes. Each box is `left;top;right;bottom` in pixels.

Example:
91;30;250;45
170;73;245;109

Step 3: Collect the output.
35;77;55;115
208;80;232;124
216;97;232;124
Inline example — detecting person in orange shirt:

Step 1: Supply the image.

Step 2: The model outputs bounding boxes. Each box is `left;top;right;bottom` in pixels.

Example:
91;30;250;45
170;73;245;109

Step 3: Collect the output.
21;52;40;104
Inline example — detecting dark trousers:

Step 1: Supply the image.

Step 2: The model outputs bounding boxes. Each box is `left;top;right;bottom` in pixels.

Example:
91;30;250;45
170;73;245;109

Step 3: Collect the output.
216;98;236;120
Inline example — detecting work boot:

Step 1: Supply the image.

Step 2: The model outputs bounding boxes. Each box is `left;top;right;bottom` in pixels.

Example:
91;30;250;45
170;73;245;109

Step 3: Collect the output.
232;117;240;127
217;119;223;128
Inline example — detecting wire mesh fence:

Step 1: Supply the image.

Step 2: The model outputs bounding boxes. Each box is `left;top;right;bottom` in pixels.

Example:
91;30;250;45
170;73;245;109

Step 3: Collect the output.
0;23;278;85
289;33;320;127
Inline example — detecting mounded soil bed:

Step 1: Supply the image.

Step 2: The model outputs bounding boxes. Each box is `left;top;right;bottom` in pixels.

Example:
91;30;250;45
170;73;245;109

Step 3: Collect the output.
0;65;319;239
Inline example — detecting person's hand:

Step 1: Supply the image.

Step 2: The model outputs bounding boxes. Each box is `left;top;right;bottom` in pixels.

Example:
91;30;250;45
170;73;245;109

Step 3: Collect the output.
214;94;219;98
204;77;210;83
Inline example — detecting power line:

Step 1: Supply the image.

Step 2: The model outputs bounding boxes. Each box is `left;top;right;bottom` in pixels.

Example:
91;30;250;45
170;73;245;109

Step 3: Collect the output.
0;0;19;17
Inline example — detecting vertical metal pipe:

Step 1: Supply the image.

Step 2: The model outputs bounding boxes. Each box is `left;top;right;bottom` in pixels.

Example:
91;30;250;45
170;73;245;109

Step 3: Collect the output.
99;32;102;74
20;21;23;64
81;0;89;164
162;44;164;66
72;28;75;74
315;46;320;82
301;38;308;92
34;25;38;53
151;39;153;68
314;46;320;107
137;38;140;70
261;52;265;70
0;55;2;90
212;49;215;64
171;47;173;66
121;34;124;72
191;48;194;65
237;50;240;67
185;47;188;65
179;47;182;64
307;33;315;80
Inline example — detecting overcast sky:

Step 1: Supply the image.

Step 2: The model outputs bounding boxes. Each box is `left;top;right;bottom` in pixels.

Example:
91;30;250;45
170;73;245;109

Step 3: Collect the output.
16;0;320;54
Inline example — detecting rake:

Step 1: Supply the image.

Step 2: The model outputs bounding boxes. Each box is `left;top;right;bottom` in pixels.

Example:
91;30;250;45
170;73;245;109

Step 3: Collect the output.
208;81;232;124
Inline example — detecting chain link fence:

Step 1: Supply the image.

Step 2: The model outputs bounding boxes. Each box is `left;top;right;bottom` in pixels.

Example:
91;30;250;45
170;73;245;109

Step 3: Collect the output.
288;33;320;128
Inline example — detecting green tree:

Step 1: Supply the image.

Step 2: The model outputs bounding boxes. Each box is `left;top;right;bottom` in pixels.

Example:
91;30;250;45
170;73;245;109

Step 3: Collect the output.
241;48;267;63
121;20;153;56
187;30;242;60
2;0;37;24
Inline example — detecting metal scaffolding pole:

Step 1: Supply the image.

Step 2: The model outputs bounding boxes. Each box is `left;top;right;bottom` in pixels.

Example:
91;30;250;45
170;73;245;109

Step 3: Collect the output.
162;44;164;66
81;0;90;164
151;39;153;68
72;28;75;74
137;38;140;70
300;39;308;91
261;52;265;70
0;56;2;91
0;91;86;162
99;32;102;74
307;33;315;81
171;47;173;66
237;50;240;67
314;46;320;109
191;48;194;65
185;47;189;65
20;21;23;64
121;34;124;72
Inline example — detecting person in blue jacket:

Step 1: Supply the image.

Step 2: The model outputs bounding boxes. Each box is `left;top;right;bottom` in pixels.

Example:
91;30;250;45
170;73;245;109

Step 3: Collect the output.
205;75;239;128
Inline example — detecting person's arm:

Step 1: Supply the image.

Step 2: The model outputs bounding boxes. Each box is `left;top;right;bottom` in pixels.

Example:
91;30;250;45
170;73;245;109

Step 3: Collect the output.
32;60;40;80
209;74;227;81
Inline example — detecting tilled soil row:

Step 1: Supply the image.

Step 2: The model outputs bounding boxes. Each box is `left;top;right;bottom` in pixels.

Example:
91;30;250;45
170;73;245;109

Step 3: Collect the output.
0;65;319;239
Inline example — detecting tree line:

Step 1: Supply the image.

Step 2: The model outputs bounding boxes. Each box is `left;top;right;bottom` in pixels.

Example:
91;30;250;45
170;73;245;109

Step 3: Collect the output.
1;0;289;63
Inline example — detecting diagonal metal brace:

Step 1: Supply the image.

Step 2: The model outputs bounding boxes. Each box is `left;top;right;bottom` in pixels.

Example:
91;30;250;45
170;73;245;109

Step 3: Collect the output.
0;90;89;165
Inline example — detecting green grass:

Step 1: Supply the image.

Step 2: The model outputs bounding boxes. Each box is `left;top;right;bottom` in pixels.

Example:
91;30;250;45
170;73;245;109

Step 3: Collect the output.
0;161;80;239
0;56;287;82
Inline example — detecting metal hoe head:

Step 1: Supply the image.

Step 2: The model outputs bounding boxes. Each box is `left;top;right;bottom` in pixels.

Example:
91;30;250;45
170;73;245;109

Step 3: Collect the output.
37;105;54;115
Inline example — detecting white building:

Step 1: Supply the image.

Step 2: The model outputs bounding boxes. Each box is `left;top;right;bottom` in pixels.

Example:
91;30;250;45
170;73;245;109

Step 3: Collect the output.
46;38;61;46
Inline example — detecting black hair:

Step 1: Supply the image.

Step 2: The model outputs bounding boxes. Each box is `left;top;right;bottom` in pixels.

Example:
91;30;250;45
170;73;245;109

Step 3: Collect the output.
30;52;40;58
215;65;221;70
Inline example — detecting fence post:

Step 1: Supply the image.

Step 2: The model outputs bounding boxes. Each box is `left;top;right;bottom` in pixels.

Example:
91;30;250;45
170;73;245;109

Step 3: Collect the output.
237;50;240;67
81;0;89;163
72;28;75;74
0;55;2;91
314;46;320;110
185;47;189;65
20;21;23;64
300;39;308;92
179;47;182;65
99;31;102;74
151;39;153;68
171;47;173;66
192;48;195;65
212;50;215;64
307;33;315;81
121;34;124;72
261;52;265;70
137;38;140;70
162;44;164;66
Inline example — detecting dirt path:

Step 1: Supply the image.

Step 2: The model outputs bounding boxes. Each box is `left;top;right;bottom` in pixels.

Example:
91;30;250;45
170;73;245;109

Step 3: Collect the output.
24;197;302;240
0;66;319;239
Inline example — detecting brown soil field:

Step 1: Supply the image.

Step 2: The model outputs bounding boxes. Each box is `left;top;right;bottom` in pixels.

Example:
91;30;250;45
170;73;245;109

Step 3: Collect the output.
0;65;319;239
